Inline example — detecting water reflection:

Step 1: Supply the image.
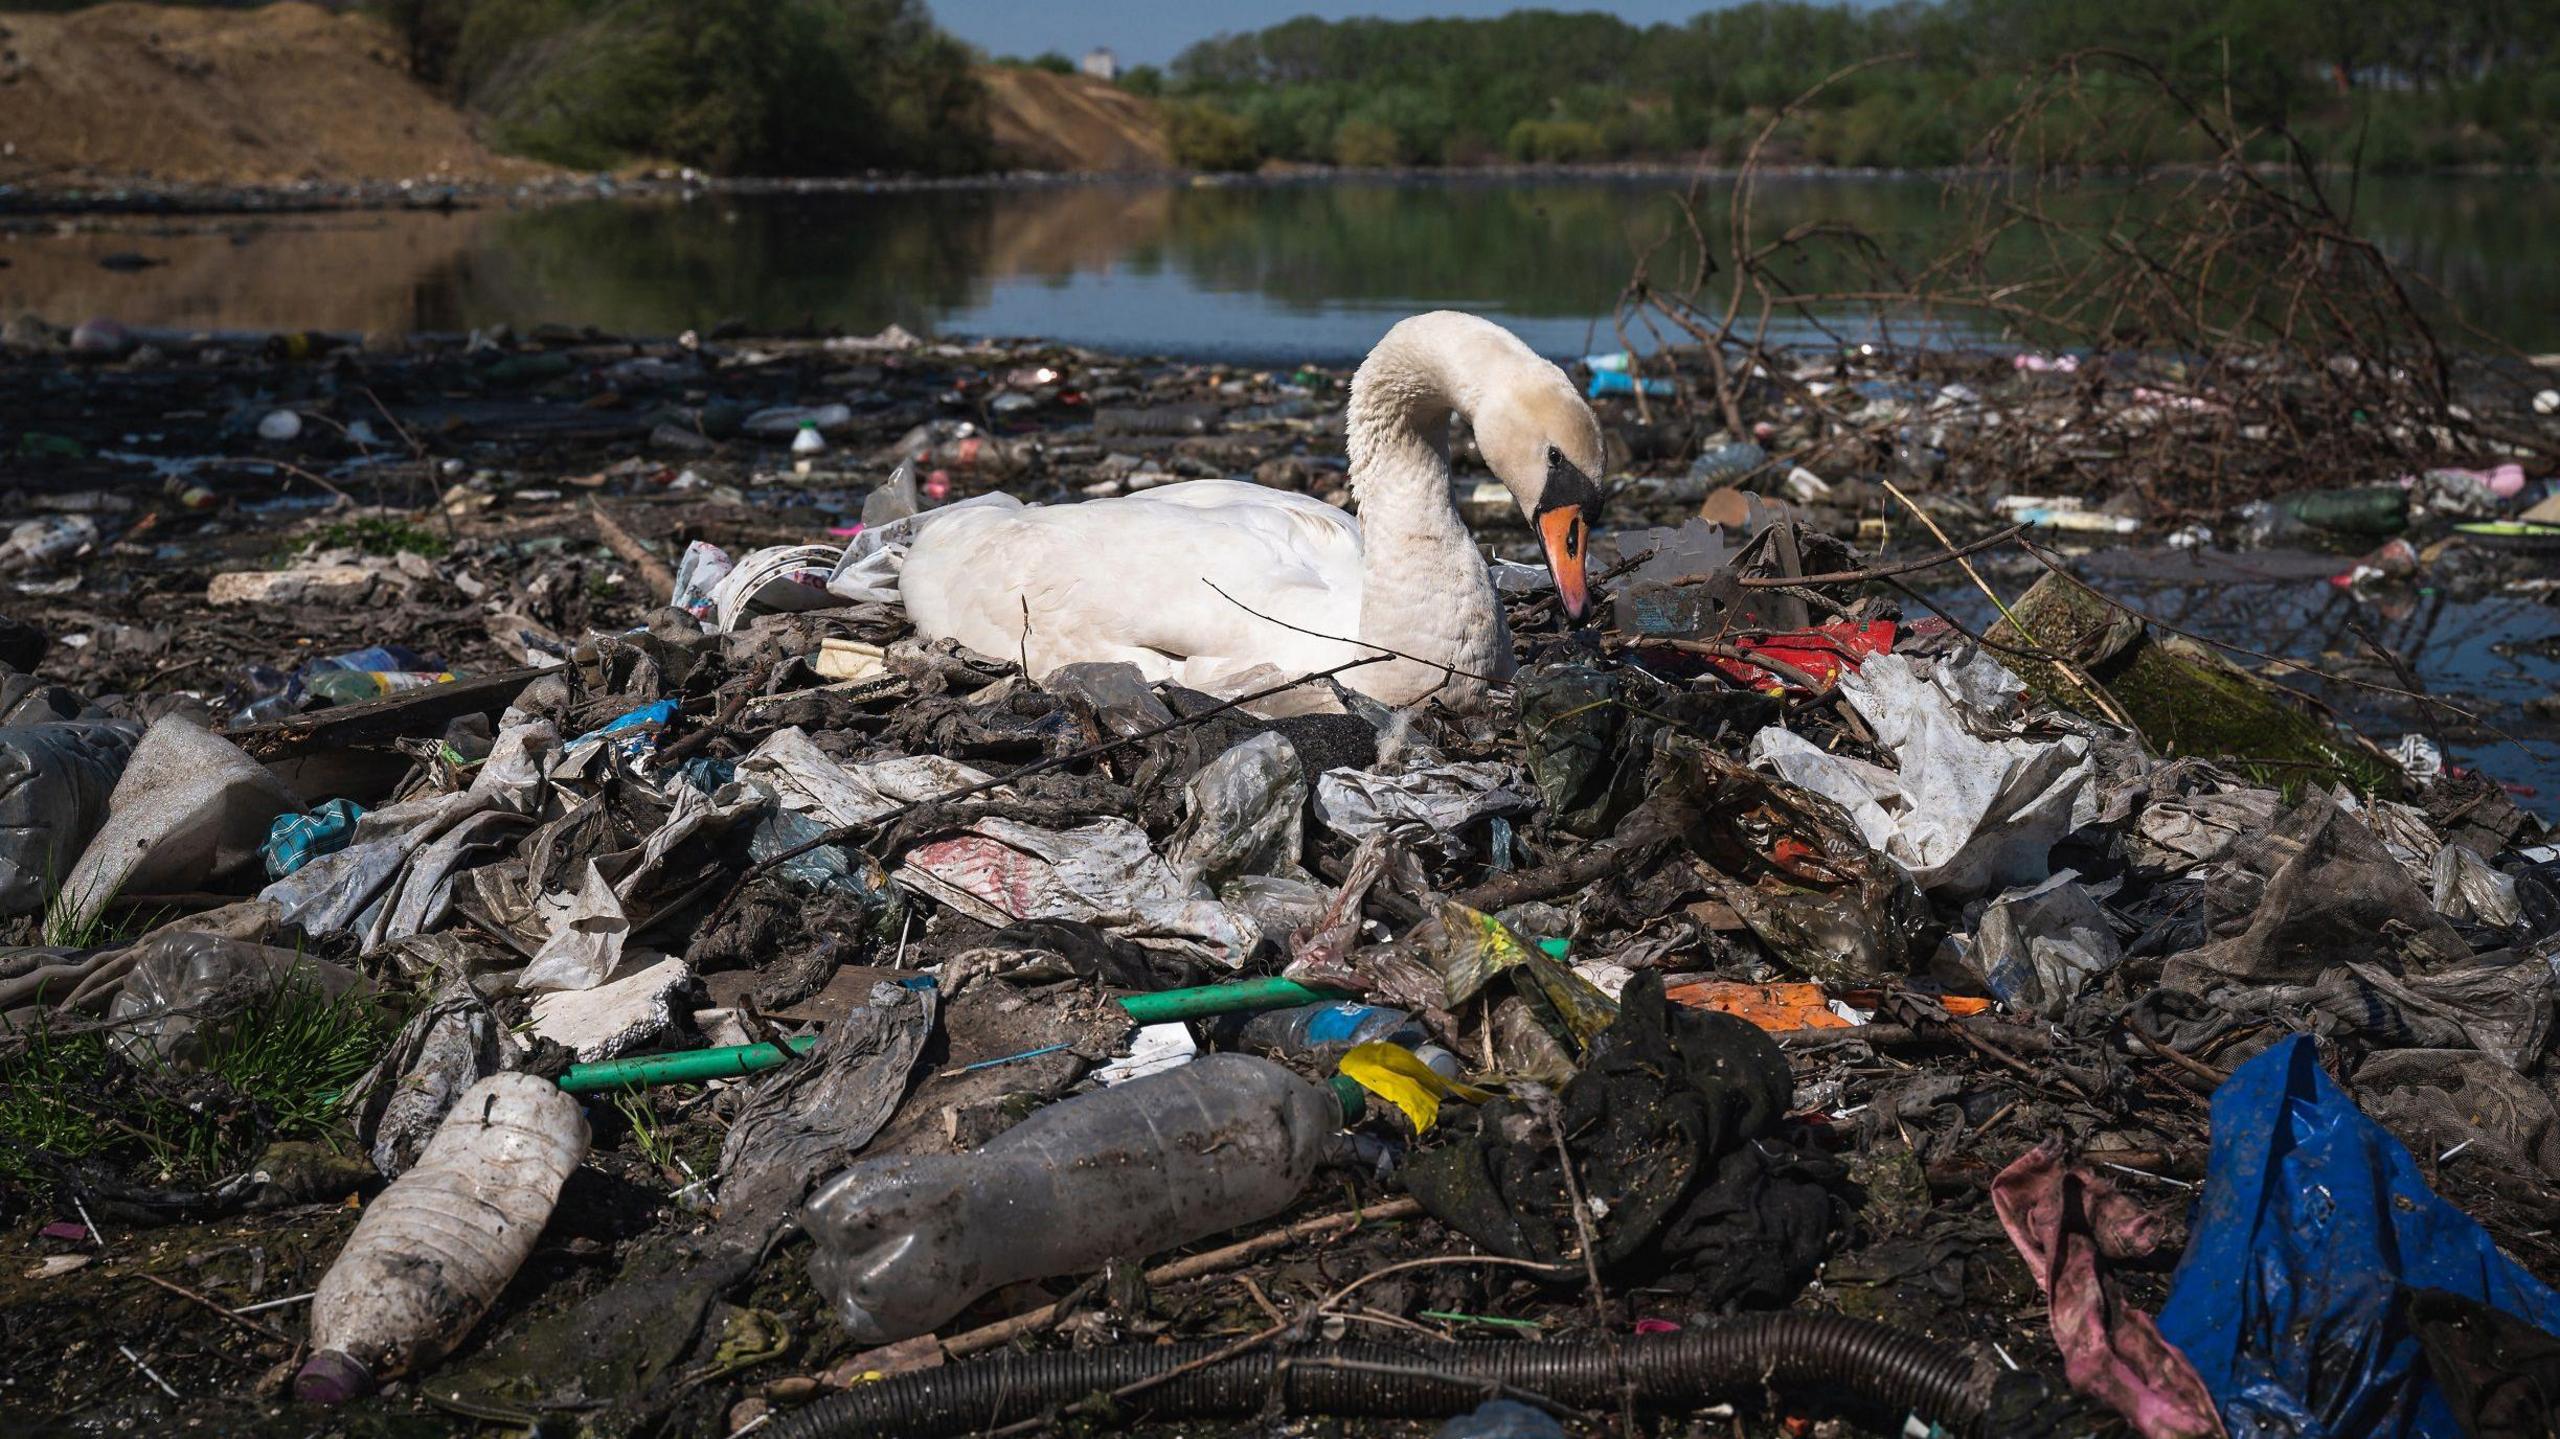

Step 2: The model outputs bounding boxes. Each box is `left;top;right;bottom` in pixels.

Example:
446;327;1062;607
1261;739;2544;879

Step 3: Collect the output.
2;175;2554;357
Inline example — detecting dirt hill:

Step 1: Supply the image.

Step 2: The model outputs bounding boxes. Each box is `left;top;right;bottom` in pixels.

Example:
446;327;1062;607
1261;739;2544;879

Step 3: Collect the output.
978;66;1169;173
0;2;533;185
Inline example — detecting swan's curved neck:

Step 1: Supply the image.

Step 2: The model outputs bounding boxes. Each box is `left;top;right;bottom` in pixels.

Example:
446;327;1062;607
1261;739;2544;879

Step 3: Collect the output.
1345;326;1511;705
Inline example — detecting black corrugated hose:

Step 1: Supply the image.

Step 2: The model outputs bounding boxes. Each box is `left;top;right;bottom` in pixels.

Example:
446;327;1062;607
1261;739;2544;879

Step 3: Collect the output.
764;1315;2000;1439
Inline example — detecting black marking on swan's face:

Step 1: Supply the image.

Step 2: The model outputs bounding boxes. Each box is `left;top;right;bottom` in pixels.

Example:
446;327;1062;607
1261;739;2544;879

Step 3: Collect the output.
1537;445;1603;523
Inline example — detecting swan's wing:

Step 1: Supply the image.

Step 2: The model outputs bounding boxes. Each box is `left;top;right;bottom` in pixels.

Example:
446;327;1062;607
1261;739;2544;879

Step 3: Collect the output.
1119;481;1363;589
900;487;1367;685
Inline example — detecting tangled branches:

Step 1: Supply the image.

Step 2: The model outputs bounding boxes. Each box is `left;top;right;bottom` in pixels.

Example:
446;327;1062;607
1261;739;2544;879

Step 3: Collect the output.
1613;50;2550;516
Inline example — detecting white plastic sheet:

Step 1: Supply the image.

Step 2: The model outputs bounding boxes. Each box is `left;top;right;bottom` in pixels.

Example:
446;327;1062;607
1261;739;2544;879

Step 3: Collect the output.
1750;648;2095;898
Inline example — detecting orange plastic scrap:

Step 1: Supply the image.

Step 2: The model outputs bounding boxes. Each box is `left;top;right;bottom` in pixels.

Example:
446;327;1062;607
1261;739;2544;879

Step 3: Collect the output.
1662;980;1851;1031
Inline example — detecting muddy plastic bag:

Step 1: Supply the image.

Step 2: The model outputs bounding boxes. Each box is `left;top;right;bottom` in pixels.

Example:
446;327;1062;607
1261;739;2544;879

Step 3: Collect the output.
1313;761;1537;858
1661;736;1940;985
1750;648;2094;898
1045;661;1177;738
720;976;938;1219
1168;731;1306;886
1514;666;1633;835
259;720;559;952
348;987;522;1176
1426;900;1617;1057
2163;792;2469;993
0;720;137;915
521;781;760;992
2430;844;2524;931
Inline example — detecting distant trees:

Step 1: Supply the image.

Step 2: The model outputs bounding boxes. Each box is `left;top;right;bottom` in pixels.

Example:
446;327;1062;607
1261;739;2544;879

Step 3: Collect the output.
1157;0;2560;172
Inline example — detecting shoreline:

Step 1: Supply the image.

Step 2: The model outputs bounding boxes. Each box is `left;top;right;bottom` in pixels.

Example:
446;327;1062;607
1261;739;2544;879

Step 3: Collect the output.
3;159;2550;220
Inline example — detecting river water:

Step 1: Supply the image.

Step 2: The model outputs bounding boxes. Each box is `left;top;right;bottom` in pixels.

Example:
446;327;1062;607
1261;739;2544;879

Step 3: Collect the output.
5;173;2558;358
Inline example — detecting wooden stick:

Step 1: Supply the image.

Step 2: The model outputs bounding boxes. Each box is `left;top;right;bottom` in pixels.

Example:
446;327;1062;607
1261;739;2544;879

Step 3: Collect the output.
587;500;678;600
136;1271;296;1346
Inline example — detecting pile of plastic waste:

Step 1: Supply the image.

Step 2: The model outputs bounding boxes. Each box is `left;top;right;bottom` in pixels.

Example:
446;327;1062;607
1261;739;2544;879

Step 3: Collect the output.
0;318;2555;1439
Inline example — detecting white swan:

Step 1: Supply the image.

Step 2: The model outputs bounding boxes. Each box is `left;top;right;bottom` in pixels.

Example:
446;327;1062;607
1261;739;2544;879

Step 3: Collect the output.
898;311;1604;708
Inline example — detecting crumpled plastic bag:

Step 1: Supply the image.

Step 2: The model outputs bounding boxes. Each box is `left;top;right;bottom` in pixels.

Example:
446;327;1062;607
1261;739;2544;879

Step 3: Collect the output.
1169;732;1306;886
1045;661;1176;738
2211;956;2554;1071
0;720;137;915
1424;900;1619;1060
2108;760;2284;877
1514;665;1634;835
826;489;1021;608
1750;648;2094;898
1661;735;1940;986
896;816;1260;967
2163;791;2469;993
521;780;760;992
735;726;997;828
2430;844;2524;931
1313;761;1537;857
340;939;524;1176
2355;1047;2560;1189
720;978;939;1219
2160;1035;2560;1439
261;720;558;952
1974;871;2125;1018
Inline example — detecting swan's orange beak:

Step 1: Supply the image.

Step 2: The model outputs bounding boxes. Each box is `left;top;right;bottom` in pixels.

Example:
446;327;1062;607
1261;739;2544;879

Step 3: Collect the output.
1537;505;1589;621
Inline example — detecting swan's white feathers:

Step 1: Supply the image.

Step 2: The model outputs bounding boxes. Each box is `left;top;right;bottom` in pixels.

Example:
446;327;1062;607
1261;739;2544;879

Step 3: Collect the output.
898;480;1369;686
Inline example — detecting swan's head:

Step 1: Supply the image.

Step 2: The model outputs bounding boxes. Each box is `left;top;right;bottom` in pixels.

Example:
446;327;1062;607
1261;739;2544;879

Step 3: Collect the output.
1474;375;1605;621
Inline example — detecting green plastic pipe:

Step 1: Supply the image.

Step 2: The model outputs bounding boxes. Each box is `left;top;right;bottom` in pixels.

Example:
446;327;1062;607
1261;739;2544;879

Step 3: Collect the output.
557;1034;819;1093
555;976;1356;1095
1116;975;1344;1025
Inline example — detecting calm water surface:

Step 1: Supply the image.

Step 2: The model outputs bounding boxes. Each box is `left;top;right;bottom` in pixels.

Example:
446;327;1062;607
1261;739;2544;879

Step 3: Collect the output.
5;174;2557;359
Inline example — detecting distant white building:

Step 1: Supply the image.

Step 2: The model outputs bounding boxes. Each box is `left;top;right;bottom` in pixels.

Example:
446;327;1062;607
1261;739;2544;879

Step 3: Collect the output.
1079;48;1118;82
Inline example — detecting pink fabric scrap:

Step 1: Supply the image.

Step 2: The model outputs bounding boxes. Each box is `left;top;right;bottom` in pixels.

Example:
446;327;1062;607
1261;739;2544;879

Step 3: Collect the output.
1992;1139;2225;1439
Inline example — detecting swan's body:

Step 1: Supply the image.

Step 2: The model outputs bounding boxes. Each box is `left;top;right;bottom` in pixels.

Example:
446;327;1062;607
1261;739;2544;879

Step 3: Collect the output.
899;311;1603;708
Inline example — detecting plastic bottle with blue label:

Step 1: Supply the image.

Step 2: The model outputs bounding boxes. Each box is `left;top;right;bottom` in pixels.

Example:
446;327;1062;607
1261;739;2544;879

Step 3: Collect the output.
1230;1000;1460;1077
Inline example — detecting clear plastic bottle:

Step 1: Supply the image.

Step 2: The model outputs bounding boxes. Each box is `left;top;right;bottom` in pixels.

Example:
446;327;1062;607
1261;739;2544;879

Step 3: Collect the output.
296;1074;589;1403
801;1053;1345;1344
1229;1000;1460;1077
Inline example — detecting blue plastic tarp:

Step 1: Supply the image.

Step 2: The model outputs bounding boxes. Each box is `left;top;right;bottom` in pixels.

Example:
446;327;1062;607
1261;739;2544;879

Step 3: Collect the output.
2159;1034;2560;1439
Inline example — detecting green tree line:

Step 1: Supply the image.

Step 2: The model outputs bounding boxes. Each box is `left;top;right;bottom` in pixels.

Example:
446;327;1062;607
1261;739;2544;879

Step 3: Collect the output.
32;0;2559;176
1156;0;2560;172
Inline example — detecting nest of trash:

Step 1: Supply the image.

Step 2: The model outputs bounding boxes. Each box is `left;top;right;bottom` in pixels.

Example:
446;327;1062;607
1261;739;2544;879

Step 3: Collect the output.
0;320;2556;1439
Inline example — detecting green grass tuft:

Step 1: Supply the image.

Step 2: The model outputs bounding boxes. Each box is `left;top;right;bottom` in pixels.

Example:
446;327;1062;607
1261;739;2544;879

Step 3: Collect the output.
0;964;394;1187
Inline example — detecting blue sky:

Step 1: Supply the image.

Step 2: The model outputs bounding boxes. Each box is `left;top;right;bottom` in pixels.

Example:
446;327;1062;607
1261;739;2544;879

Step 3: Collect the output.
929;2;1709;68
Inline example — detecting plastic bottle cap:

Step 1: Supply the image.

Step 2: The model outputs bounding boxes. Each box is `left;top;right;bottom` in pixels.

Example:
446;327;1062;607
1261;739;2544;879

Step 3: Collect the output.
293;1349;375;1405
